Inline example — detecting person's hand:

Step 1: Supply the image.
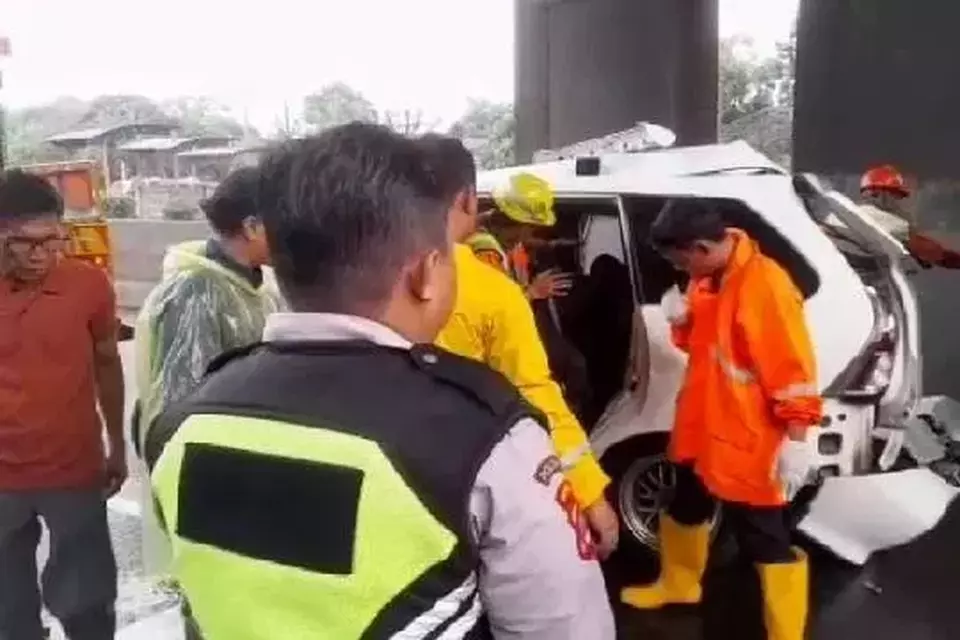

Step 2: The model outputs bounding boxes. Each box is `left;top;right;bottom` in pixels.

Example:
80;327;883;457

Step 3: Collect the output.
584;497;620;560
786;423;808;442
660;285;689;325
104;443;128;499
526;269;574;300
777;433;813;501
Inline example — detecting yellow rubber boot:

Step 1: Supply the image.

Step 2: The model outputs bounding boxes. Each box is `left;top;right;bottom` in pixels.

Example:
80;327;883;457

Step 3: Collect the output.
757;547;809;640
620;513;710;610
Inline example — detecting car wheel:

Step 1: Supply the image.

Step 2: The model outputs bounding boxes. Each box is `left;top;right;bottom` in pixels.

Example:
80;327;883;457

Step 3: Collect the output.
618;448;676;552
599;434;722;588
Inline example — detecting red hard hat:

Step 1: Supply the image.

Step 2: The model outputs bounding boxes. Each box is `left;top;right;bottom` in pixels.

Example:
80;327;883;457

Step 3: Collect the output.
861;165;909;198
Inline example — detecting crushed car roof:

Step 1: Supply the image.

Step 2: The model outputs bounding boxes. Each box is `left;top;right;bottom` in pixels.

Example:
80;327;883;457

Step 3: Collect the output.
476;141;786;197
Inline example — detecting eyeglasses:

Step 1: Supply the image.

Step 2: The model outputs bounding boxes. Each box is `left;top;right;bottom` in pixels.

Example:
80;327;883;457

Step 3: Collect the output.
4;234;67;257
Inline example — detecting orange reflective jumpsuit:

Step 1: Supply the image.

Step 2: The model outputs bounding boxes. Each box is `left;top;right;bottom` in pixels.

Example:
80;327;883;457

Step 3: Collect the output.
670;230;823;506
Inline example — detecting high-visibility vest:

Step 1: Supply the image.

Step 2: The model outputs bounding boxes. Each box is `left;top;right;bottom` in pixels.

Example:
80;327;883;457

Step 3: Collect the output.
466;231;509;272
147;340;543;640
465;231;532;285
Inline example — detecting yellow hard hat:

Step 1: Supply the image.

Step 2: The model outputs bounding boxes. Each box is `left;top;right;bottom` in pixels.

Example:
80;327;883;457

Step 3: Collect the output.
492;172;556;227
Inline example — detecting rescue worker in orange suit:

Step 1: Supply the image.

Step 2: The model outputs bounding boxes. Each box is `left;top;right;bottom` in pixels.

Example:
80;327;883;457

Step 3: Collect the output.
620;200;821;640
860;164;960;269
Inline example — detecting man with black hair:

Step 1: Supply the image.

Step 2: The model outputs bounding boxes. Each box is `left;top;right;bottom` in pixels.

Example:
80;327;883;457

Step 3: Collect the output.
0;169;123;639
132;165;280;638
144;123;614;639
134;166;278;455
421;134;620;561
620;200;820;640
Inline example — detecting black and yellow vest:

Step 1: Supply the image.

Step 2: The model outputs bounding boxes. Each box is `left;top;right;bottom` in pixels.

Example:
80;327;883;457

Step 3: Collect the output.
146;340;543;640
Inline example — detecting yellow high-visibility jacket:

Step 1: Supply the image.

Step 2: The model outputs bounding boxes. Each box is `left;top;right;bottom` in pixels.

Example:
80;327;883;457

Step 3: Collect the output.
437;244;610;508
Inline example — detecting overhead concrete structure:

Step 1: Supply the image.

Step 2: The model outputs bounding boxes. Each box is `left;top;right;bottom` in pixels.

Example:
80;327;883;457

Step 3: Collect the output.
514;0;718;163
793;1;960;179
793;1;960;401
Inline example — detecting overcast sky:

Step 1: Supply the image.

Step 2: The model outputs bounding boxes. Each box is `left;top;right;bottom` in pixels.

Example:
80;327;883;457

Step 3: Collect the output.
0;0;798;130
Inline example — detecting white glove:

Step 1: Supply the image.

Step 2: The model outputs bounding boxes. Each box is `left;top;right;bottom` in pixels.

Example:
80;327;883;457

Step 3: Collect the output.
777;437;815;501
660;285;689;326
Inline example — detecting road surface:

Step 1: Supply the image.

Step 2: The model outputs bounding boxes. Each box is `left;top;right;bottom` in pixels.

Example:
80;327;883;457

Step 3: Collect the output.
40;337;960;638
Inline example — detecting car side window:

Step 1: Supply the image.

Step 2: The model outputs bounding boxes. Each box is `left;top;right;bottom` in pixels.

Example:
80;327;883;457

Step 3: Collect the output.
621;195;821;303
581;214;626;272
621;196;685;304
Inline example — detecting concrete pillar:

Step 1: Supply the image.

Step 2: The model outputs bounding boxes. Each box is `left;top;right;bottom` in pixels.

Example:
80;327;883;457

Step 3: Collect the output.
793;1;960;179
793;1;960;400
514;0;718;163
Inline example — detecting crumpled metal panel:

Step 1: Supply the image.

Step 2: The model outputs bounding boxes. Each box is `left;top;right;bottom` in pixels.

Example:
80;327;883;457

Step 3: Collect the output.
798;468;959;565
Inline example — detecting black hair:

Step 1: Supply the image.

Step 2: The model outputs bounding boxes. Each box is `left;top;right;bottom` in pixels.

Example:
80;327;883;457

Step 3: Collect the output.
417;134;477;204
0;169;64;222
199;166;261;236
649;199;726;250
257;122;450;313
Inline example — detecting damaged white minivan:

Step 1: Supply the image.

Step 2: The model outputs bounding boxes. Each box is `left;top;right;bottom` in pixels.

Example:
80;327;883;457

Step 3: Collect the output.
475;131;960;571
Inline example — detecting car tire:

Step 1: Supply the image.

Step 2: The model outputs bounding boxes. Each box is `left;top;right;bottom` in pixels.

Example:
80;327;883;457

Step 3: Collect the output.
599;433;723;589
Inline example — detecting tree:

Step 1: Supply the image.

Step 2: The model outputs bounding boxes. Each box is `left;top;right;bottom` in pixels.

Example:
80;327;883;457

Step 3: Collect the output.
4;97;88;165
717;33;797;168
718;33;797;125
381;108;439;136
161;97;254;139
773;28;798;107
302;82;377;132
448;99;515;169
77;94;171;127
719;36;779;125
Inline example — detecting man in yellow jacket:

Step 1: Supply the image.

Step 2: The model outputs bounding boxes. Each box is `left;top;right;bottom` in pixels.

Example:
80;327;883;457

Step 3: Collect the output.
420;135;620;558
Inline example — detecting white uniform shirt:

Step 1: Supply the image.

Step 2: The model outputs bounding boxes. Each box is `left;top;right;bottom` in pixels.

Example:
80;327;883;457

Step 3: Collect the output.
263;313;615;640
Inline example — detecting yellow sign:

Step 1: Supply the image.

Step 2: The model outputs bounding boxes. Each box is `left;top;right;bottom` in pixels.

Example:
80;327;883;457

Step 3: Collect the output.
68;224;110;257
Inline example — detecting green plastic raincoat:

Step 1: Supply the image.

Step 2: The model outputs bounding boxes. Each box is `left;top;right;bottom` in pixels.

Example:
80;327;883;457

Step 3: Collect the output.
133;240;281;575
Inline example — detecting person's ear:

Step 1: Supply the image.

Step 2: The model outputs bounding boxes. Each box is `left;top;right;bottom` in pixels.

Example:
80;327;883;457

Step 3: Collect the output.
452;191;466;216
464;188;480;219
241;216;263;240
692;240;713;255
407;249;444;302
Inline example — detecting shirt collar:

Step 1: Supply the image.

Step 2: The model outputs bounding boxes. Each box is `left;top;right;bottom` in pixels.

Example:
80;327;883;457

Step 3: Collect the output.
206;238;263;288
262;312;412;350
725;228;758;273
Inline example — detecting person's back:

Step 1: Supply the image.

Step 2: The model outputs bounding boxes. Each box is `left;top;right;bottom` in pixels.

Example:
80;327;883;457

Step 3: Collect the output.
421;135;619;558
132;168;279;637
146;124;614;639
134;167;279;451
133;240;277;445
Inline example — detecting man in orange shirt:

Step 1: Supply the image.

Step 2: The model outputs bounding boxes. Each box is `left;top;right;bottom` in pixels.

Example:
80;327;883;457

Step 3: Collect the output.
620;201;820;640
0;170;124;639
